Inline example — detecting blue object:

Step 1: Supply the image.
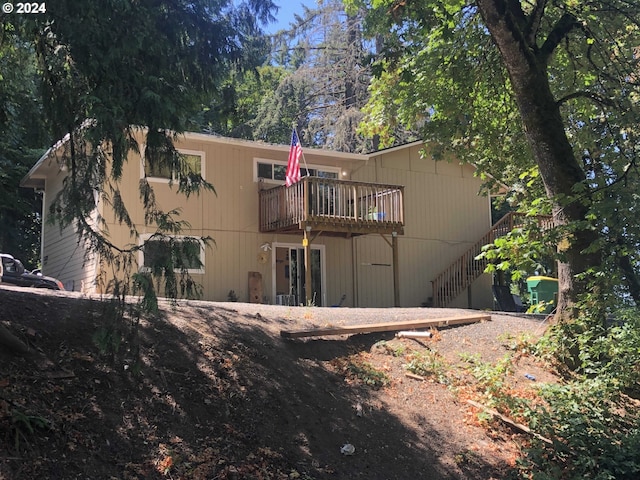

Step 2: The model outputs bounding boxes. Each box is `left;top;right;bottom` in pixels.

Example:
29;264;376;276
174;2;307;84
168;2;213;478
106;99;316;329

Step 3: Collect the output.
524;373;536;381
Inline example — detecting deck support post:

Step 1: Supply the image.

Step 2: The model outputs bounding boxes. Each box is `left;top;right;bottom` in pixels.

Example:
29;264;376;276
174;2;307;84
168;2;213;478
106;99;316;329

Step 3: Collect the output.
304;227;312;306
392;232;400;307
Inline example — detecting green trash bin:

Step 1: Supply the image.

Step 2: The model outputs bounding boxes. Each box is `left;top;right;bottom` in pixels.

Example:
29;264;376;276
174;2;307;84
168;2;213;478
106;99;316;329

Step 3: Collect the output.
526;276;558;313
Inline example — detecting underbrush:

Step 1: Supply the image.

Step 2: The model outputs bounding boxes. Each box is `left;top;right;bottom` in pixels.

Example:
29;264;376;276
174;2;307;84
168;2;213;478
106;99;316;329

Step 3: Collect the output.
438;309;640;479
515;308;640;479
331;352;391;389
521;379;640;479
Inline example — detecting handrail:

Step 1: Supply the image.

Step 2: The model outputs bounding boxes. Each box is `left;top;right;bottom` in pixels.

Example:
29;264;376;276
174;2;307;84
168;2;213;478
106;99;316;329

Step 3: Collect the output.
259;176;405;232
430;212;553;307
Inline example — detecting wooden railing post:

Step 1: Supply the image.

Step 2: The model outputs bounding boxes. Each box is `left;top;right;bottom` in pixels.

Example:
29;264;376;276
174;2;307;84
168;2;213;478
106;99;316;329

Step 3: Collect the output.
303;178;309;223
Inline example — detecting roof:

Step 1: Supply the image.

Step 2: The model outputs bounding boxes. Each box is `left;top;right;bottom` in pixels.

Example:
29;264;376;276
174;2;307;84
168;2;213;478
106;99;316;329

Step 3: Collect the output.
20;132;71;189
364;140;425;156
183;131;372;161
21;129;424;188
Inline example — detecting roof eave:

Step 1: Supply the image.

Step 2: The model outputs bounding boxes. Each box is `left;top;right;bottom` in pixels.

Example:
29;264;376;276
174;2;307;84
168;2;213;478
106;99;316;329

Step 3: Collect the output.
20;132;70;189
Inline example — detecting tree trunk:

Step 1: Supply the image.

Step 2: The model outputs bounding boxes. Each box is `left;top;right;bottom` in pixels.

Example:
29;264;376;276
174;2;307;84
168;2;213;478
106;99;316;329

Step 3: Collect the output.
476;1;601;321
617;250;640;306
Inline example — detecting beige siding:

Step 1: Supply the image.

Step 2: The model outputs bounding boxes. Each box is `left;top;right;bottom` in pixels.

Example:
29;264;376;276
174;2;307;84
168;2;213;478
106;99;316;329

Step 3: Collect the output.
108;139;492;307
197;231;265;302
447;275;494;310
352;144;492;307
354;236;394;307
32;135;495;308
322;237;354;307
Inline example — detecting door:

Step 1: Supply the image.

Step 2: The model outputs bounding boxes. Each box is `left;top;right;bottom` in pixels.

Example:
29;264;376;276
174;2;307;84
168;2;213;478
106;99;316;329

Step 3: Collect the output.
354;236;394;307
274;244;325;306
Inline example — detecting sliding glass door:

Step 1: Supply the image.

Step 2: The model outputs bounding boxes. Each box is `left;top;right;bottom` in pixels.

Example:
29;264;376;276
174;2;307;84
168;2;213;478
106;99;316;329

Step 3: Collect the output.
274;245;324;306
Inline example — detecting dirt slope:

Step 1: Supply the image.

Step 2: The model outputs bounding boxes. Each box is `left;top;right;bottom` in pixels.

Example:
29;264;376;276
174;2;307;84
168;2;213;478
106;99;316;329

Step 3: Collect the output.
0;286;552;479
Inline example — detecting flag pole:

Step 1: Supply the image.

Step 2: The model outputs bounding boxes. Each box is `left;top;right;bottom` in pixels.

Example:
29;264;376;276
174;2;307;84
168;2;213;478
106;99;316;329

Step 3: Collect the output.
291;123;313;305
294;125;311;176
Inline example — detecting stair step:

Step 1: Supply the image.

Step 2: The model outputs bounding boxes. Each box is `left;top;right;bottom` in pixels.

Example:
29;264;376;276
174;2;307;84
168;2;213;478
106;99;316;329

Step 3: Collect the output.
431;212;527;308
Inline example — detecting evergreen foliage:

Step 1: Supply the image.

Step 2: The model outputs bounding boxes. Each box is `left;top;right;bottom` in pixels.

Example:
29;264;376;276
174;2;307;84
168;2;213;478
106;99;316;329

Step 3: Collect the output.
1;0;276;312
255;0;408;152
0;23;48;267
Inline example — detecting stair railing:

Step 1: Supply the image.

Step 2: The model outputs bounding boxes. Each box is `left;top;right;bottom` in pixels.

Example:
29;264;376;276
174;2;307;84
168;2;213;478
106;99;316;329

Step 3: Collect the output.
430;212;552;307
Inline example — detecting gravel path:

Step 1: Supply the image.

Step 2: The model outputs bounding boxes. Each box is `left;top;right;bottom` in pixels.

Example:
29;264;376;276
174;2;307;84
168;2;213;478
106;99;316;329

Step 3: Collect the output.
19;285;549;338
175;299;551;344
204;301;544;323
12;286;550;346
182;301;537;325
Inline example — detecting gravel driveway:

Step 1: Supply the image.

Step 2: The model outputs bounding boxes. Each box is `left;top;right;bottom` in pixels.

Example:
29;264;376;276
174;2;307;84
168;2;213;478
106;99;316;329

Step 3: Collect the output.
175;299;551;346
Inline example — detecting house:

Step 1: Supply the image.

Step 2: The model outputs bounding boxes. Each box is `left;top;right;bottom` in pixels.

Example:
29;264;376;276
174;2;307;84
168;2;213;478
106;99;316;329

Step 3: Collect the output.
21;131;496;309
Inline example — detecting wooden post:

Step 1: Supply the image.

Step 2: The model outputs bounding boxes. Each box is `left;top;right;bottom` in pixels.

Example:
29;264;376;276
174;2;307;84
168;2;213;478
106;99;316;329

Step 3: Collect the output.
304;228;312;306
392;231;400;307
248;271;263;304
303;178;309;222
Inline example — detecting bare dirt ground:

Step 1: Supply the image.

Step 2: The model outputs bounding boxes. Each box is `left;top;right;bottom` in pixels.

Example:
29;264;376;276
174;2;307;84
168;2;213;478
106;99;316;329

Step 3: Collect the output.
0;285;555;479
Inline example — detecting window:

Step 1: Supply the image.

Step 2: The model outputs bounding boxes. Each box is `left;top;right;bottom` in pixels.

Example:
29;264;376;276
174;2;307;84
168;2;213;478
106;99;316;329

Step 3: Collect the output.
256;161;287;182
145;159;171;180
305;168;338;179
1;256;16;273
254;159;339;184
143;150;204;182
139;235;204;274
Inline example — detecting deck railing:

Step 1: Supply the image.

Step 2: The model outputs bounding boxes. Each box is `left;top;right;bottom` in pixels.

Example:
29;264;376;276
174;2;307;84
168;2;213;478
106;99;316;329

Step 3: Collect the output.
431;212;553;307
259;177;404;233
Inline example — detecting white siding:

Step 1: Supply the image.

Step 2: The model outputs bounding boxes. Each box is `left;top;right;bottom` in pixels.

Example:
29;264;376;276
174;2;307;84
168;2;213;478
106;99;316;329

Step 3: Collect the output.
41;173;97;292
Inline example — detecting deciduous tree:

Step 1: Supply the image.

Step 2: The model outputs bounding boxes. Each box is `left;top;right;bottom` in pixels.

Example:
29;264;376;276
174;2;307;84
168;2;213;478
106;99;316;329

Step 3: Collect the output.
348;0;640;320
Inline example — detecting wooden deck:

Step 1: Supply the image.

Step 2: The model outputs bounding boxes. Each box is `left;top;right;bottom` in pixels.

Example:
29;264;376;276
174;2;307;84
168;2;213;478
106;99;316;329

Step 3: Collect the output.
259;177;405;236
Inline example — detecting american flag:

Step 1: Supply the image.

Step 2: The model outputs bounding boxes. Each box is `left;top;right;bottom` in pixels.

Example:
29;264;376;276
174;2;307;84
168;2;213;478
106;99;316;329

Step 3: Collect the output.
286;129;302;187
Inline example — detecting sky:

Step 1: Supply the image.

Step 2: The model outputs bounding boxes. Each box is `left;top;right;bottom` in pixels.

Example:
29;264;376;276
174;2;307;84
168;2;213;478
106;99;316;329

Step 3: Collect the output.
267;1;315;33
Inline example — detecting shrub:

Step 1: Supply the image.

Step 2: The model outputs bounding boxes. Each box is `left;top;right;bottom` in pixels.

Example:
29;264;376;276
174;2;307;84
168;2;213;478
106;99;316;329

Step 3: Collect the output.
519;308;640;479
403;350;447;383
521;379;640;479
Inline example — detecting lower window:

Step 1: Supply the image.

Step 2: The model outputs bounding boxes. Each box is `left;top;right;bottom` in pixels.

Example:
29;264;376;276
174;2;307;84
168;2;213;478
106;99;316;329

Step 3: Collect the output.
140;235;204;274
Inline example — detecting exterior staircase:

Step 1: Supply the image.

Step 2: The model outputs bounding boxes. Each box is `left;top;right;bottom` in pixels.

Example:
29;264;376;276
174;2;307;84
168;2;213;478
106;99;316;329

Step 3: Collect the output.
430;212;552;307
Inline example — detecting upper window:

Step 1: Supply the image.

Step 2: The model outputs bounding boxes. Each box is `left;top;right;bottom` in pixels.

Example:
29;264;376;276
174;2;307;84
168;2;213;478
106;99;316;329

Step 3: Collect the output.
139;235;204;274
254;159;339;184
143;149;204;183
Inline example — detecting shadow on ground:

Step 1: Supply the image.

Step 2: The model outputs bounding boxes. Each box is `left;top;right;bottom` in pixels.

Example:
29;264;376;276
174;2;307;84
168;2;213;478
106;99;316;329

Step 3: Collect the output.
0;287;511;479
